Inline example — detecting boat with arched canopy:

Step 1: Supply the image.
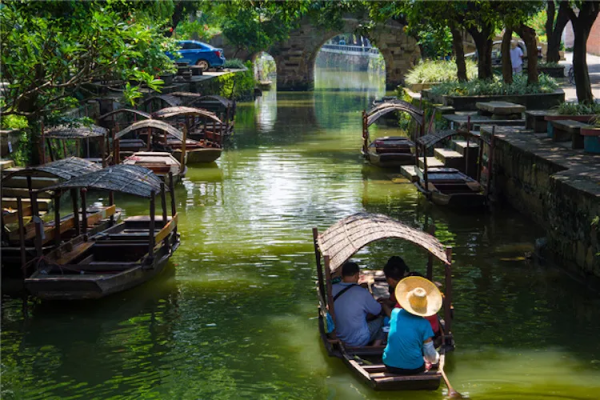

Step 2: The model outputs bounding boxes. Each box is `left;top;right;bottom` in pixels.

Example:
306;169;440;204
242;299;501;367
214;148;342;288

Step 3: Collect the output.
362;100;424;168
313;213;455;391
415;126;493;208
25;164;179;300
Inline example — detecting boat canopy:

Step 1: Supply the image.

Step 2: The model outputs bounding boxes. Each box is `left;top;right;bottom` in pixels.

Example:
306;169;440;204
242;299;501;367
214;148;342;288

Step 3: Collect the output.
366;100;424;127
152;106;222;123
317;213;450;272
97;109;152;121
140;94;182;108
417;129;486;148
44;165;165;198
114;120;184;141
170;91;204;99
44;124;108;139
2;157;101;181
188;95;233;108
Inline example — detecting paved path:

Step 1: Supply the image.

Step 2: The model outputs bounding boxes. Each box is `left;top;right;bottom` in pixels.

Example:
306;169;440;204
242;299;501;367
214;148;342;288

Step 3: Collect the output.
559;52;600;102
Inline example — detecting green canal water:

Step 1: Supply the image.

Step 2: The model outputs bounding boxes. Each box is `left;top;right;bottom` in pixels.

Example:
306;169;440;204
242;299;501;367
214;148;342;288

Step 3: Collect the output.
2;68;600;400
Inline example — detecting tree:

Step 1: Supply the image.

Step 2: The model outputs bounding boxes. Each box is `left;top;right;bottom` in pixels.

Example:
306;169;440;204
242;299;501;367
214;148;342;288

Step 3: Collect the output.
368;1;469;82
564;1;600;103
0;0;178;162
545;1;570;63
496;1;545;85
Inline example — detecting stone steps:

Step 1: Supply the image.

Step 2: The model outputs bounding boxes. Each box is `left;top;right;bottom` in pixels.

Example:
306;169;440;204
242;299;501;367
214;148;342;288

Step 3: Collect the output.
433;148;463;169
417;157;444;169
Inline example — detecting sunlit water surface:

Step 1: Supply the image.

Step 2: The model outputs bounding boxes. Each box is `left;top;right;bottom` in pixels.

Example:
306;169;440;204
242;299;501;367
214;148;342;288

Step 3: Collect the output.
2;68;600;400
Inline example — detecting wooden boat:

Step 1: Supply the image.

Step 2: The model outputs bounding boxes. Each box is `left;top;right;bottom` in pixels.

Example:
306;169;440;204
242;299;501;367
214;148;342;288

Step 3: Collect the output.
312;213;455;391
25;164;180;300
1;158;120;278
415;129;491;208
257;80;272;90
362;100;424;167
40;123;111;166
186;95;236;137
415;167;485;208
152;106;225;164
123;152;184;185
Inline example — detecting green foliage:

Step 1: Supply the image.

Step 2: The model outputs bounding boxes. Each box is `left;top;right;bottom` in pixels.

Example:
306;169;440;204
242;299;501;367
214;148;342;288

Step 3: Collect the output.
430;73;559;96
174;12;221;41
0;114;28;130
405;59;478;85
538;61;562;68
416;28;453;59
1;1;178;120
224;59;246;69
527;7;548;43
553;102;600;116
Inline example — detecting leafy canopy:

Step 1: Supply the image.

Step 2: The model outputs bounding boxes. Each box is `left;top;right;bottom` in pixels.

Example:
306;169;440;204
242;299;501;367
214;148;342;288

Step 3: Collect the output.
0;0;179;119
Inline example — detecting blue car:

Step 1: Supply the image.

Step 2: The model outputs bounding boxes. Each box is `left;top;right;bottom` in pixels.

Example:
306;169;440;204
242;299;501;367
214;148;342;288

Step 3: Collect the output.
168;40;226;71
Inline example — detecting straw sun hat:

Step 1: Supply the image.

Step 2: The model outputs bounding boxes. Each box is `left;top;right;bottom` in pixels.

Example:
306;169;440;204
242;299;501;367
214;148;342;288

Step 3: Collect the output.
395;276;442;317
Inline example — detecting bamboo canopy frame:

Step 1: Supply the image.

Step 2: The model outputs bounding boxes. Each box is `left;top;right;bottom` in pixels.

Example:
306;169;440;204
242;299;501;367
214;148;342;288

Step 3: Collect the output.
114;120;184;142
44;164;165;198
313;212;455;339
2;157;101;181
362;101;424;156
41;123;110;166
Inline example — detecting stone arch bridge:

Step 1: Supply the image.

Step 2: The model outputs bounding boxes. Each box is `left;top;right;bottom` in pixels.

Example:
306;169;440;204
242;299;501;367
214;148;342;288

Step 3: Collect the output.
211;17;420;91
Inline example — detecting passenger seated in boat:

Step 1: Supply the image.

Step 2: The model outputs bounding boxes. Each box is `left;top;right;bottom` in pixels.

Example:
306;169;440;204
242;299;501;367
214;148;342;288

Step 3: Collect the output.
383;276;441;375
332;261;391;347
380;256;410;309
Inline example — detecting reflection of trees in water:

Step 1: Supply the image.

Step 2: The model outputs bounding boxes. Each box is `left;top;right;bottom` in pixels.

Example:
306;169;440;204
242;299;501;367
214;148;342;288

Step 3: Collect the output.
1;268;180;397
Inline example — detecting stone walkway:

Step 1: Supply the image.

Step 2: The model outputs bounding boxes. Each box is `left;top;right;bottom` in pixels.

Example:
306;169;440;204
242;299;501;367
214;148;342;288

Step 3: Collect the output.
559;52;600;102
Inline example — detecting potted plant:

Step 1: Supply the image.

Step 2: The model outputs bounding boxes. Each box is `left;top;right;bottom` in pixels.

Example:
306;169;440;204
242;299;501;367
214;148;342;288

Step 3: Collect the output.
581;116;600;153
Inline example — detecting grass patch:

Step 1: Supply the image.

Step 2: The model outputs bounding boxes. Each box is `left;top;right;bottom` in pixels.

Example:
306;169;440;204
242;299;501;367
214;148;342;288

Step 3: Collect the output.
553;102;600;115
405;59;477;85
430;73;559;96
223;58;246;69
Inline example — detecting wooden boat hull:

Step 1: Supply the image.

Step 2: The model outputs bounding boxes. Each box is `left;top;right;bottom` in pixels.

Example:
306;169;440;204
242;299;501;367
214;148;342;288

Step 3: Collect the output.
364;151;415;168
25;235;179;300
317;306;441;391
173;148;222;164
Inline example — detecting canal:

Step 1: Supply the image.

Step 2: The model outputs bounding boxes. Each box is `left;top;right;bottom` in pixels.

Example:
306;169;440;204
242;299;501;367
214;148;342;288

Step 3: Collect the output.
2;68;600;400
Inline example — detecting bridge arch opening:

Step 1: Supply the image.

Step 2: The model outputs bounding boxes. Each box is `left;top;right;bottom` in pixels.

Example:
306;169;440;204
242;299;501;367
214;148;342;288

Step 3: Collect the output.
313;33;386;90
253;52;277;87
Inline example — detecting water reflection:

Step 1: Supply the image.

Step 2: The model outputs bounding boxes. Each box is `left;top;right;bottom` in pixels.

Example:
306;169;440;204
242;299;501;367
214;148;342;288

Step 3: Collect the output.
2;67;600;400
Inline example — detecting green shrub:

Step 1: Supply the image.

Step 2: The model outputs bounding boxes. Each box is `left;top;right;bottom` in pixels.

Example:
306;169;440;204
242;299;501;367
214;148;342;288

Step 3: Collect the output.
224;59;246;69
538;62;562;68
405;59;478;85
553;102;600;115
430;73;559;96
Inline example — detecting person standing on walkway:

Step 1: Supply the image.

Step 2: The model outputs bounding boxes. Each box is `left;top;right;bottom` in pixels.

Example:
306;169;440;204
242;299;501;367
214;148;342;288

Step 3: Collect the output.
510;41;524;75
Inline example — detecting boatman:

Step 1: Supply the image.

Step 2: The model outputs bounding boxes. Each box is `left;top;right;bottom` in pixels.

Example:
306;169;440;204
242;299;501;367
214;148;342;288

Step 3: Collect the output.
332;262;391;347
383;276;441;375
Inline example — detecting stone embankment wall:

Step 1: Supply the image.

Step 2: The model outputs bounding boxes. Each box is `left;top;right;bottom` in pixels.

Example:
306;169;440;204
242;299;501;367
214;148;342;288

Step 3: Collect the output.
489;127;600;280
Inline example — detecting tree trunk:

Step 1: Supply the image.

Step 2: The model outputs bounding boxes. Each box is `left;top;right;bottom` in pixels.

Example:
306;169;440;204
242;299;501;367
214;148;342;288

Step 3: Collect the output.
167;2;186;37
546;1;570;63
572;24;593;103
501;29;513;84
450;25;468;82
516;24;539;85
567;2;600;103
468;27;493;80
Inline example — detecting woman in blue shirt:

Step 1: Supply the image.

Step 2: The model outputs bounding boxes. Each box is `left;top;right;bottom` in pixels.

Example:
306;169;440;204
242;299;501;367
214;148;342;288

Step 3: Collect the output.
383;276;442;375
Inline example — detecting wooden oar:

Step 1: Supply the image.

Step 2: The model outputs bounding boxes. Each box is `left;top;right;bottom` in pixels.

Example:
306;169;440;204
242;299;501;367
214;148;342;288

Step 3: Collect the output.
437;350;464;399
